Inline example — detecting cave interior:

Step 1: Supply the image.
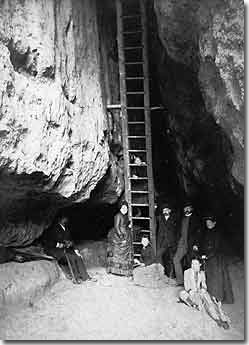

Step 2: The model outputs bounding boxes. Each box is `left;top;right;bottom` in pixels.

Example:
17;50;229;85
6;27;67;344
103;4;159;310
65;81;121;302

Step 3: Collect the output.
57;0;243;258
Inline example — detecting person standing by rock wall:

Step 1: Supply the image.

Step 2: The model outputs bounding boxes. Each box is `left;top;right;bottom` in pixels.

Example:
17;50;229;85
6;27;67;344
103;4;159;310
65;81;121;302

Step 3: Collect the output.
201;214;234;304
173;202;201;285
156;202;179;277
106;200;133;277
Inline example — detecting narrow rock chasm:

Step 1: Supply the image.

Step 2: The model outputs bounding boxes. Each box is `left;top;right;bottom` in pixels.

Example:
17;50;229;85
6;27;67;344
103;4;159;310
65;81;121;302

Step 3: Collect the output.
0;0;244;256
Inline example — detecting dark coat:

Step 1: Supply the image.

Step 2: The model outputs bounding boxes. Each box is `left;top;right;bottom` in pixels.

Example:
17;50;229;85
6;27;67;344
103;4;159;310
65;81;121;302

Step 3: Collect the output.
41;222;89;281
157;213;179;251
177;213;202;268
41;222;73;263
41;223;72;250
186;213;202;251
140;244;156;266
201;227;234;304
176;213;201;251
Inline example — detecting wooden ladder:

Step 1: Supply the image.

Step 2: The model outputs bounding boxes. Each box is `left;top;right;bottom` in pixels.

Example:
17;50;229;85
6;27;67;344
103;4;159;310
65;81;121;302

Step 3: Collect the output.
116;0;156;259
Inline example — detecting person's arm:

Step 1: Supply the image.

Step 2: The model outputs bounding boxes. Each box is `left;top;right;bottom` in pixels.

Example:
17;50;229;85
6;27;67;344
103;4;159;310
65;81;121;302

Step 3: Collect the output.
184;269;191;292
114;213;122;238
64;226;74;248
201;271;207;290
184;269;196;293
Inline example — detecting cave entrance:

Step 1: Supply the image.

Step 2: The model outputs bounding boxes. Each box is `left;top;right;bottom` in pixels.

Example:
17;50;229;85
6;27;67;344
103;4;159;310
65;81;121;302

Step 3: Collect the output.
62;201;118;269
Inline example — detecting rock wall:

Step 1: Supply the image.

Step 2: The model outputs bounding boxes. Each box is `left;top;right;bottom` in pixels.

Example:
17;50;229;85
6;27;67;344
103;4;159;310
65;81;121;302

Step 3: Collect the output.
0;0;120;245
154;0;244;186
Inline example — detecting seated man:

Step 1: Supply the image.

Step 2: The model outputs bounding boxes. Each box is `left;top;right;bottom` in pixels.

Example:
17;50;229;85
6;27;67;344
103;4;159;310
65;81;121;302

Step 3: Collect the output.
41;215;95;284
179;258;230;329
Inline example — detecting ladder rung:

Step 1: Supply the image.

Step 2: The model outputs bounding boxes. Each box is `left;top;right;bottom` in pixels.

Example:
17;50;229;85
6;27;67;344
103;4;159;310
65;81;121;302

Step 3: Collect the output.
131;203;149;207
123;30;142;34
122;15;141;19
133;241;142;245
131;191;149;193
125;62;143;65
107;104;121;109
128;122;145;124
126;77;145;80
124;46;143;50
127;107;146;109
129;163;147;166
128;149;146;152
134;254;141;257
129;177;148;180
132;216;150;219
128;136;146;138
126;92;144;95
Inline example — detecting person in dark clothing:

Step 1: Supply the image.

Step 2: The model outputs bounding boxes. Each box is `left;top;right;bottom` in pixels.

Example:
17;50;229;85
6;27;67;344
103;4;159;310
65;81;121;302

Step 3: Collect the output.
201;215;234;304
156;203;179;277
173;203;201;285
41;216;93;284
136;236;156;267
133;236;175;287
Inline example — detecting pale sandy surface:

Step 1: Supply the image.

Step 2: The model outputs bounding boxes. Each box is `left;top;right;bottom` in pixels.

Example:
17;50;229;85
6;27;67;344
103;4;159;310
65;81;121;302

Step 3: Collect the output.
0;259;244;341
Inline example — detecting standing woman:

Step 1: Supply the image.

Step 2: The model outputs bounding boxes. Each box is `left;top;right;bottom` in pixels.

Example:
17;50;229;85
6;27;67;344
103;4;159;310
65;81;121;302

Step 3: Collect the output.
202;214;234;304
107;200;133;276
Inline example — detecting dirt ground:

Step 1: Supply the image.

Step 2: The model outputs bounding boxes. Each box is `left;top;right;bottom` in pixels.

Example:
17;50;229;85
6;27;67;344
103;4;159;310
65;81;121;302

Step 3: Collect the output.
0;258;244;341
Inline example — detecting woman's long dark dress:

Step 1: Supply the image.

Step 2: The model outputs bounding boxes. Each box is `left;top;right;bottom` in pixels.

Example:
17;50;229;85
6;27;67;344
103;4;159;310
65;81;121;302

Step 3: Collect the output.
107;211;133;276
202;227;234;304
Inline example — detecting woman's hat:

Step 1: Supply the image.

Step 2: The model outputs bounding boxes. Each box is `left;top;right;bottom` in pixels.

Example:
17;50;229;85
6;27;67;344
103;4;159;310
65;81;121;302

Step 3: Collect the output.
119;200;129;208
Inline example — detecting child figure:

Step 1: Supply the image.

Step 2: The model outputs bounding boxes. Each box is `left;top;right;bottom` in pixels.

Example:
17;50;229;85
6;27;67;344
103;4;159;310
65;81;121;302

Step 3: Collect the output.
134;236;156;267
133;236;175;288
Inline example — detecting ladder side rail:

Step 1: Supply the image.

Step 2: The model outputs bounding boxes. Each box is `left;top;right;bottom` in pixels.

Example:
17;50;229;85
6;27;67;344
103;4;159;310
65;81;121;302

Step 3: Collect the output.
116;0;133;227
140;0;156;255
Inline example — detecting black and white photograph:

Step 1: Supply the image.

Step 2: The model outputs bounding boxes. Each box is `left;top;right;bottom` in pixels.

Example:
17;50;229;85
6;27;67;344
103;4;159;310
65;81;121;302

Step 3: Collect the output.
0;0;245;341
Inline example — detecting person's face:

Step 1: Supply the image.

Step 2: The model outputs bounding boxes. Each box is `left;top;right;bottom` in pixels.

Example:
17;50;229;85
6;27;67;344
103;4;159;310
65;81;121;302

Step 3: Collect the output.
191;259;200;272
141;237;149;247
120;205;128;215
184;206;193;216
60;217;67;225
163;208;171;216
206;219;216;229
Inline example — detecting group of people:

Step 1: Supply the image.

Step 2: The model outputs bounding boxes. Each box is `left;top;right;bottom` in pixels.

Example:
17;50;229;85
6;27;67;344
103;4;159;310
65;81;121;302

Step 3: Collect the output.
14;197;232;329
157;202;234;303
106;199;234;329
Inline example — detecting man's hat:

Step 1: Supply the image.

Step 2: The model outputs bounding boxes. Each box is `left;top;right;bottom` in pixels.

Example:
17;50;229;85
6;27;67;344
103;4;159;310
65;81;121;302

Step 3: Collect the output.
160;200;172;209
183;199;193;208
203;213;216;221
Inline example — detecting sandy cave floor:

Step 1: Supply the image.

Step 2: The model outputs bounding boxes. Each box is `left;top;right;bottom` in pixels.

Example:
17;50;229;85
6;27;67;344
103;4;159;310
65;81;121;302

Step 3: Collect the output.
0;259;244;340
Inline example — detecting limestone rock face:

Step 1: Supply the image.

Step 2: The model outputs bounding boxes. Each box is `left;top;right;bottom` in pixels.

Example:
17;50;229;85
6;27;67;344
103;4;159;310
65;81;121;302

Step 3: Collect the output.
0;0;119;245
154;0;244;185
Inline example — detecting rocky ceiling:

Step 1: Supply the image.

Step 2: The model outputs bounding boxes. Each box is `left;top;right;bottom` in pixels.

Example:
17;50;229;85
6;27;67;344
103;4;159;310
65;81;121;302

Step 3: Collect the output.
0;0;244;248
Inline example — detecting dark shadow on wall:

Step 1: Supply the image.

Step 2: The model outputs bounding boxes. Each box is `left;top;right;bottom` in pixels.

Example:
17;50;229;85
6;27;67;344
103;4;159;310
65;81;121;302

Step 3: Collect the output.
60;201;119;243
147;2;244;256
